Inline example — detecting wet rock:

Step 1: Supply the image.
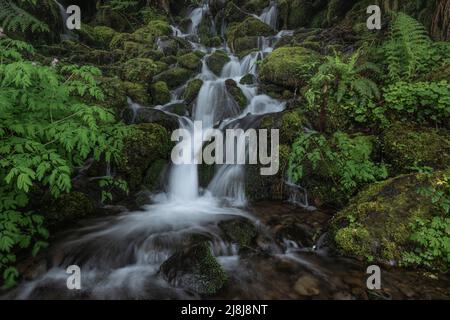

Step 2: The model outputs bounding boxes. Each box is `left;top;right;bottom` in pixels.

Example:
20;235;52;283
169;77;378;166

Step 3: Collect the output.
260;46;320;89
183;79;204;104
177;51;203;71
225;79;247;108
206;50;230;76
160;242;228;295
134;107;179;131
294;274;320;296
226;16;276;53
165;102;189;116
154;67;194;89
156;36;193;56
45;192;95;225
218;217;258;249
240;74;256;85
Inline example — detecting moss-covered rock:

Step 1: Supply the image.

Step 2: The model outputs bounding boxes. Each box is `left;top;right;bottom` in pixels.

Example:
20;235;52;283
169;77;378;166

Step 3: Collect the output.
156;36;193;56
46;192;95;225
280;111;305;145
160;242;228;295
183;79;204;104
118;123;171;190
154;67;194;89
240;74;256;85
218;217;257;249
143;159;167;192
121;58;158;83
151;81;171;106
226;16;275;43
259;46;320;88
206;50;230;76
177;52;203;71
383;122;450;174
225;79;247;108
330;172;445;265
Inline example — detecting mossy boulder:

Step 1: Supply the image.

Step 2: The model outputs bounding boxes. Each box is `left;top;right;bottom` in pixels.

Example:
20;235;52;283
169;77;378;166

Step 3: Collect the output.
121;58;159;83
143;159;167;192
383;122;450;174
183;79;204;104
260;46;320;89
177;52;203;71
280;111;305;145
330;172;444;265
160;242;228;295
154;67;194;89
225;79;247;108
206;50;230;76
151;81;171;106
46;192;95;225
226;16;276;54
240;74;256;85
218;217;258;249
78;25;117;48
118;123;171;190
156;36;193;56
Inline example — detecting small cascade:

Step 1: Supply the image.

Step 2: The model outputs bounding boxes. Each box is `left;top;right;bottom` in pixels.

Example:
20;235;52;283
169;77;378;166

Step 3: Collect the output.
127;97;142;123
259;1;278;30
54;0;78;41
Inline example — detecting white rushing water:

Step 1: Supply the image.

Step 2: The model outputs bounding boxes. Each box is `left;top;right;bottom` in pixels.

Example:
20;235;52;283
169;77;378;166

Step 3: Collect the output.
259;1;278;30
10;1;297;299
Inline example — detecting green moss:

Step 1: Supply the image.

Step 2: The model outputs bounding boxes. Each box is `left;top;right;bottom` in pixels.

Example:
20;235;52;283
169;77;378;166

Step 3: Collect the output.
383;122;450;174
183;79;203;104
240;74;255;85
277;0;315;29
151;81;171;106
280;111;304;144
143;159;166;191
225;79;247;108
155;67;194;89
226;16;275;44
177;52;202;71
260;46;320;88
331;172;445;265
218;218;257;249
118;124;171;190
46;192;95;225
121;58;158;83
206;50;230;76
160;242;228;295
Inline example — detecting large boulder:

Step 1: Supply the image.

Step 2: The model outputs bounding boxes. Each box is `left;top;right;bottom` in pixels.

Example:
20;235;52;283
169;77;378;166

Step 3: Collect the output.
177;51;204;71
259;46;320;89
383;122;450;175
330;172;445;266
160;242;228;295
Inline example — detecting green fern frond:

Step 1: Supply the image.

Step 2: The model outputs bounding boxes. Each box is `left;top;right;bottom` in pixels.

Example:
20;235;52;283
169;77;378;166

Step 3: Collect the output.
0;0;49;33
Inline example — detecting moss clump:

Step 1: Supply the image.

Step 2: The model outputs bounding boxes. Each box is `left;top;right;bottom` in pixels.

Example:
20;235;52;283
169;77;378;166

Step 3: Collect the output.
151;81;171;106
331;172;444;265
121;58;158;83
183;79;204;104
97;77;150;112
206;50;230;76
280;111;305;145
240;74;256;85
154;67;194;89
260;46;320;88
226;16;275;46
225;79;247;108
383;122;450;174
118;123;171;190
160;242;228;295
218;218;257;249
177;52;203;71
46;192;95;225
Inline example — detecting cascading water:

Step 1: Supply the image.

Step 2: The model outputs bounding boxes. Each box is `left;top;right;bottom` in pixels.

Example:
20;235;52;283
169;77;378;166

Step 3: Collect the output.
259;1;278;30
54;0;78;41
6;2;305;300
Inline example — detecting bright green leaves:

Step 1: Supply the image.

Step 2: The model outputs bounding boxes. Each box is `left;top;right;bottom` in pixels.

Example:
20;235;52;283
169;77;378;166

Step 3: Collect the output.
288;132;388;197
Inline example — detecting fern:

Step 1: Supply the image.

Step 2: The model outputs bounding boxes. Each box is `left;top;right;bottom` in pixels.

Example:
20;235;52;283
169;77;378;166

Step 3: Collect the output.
0;0;49;33
383;13;434;82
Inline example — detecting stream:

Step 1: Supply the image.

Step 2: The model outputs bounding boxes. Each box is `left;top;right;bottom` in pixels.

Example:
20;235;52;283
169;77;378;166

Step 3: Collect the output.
4;1;450;300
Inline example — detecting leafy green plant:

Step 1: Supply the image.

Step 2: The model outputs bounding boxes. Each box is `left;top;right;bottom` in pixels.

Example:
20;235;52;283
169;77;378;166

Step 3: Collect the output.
0;0;50;33
383;80;450;126
402;169;450;270
0;37;131;287
288;131;388;197
98;176;129;204
305;50;385;131
382;13;442;82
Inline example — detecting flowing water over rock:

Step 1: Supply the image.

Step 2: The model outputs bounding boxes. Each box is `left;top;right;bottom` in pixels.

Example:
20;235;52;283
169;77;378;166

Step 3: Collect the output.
6;2;450;300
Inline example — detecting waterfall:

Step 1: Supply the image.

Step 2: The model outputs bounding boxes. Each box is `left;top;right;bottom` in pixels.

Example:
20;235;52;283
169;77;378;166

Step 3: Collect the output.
259;1;278;30
54;0;77;41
